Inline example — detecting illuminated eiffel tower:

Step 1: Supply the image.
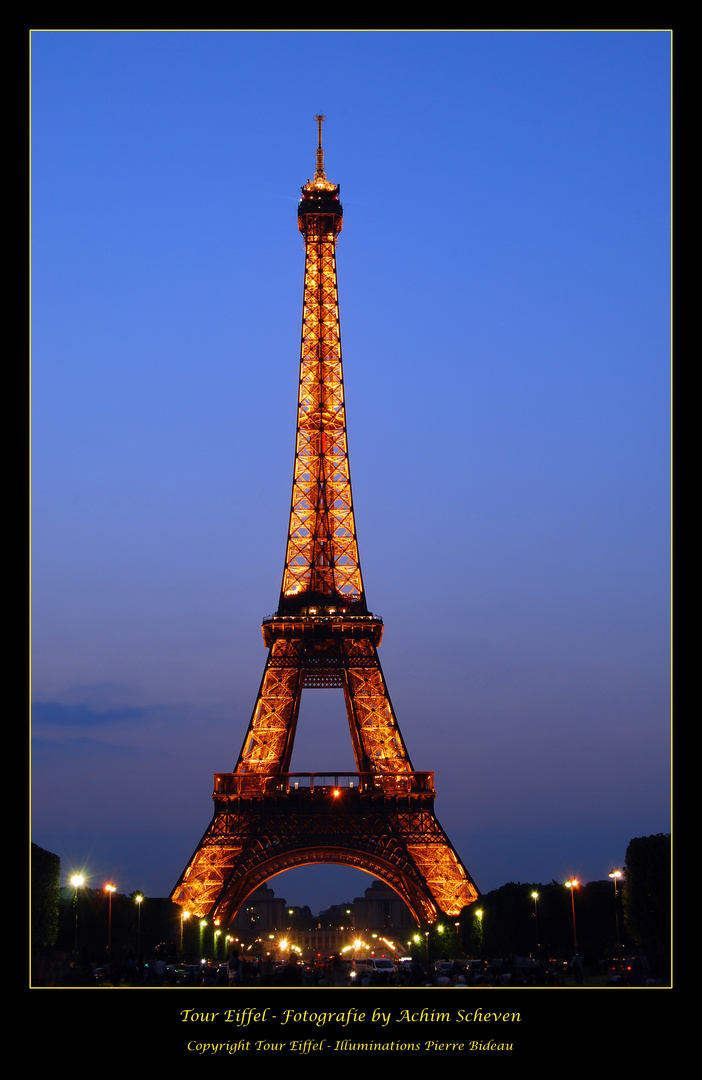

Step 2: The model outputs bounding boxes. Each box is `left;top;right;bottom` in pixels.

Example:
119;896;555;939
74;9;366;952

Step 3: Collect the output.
171;118;478;926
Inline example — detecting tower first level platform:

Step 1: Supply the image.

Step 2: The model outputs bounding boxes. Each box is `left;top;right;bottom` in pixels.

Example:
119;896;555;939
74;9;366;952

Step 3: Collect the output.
173;767;474;928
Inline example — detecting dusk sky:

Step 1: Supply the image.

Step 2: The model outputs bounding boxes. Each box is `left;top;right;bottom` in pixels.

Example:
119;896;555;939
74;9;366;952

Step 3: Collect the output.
31;30;670;915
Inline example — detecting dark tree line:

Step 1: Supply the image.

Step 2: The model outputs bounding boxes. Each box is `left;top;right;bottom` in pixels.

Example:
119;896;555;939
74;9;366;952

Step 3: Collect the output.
454;878;628;966
31;834;670;980
31;844;60;954
444;834;670;980
622;832;670;977
31;843;181;973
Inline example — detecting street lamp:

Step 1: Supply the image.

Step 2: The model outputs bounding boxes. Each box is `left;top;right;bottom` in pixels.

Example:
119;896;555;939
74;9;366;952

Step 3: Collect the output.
565;880;579;954
180;910;190;957
134;893;143;956
531;891;540;955
609;869;623;954
474;908;483;954
105;883;116;962
70;875;85;961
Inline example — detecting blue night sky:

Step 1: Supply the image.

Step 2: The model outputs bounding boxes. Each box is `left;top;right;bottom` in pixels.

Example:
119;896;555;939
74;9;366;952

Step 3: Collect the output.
31;30;670;914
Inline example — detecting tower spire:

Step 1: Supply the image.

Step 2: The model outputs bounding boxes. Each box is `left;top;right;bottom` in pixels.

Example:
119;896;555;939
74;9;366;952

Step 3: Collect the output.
314;113;326;183
306;113;336;192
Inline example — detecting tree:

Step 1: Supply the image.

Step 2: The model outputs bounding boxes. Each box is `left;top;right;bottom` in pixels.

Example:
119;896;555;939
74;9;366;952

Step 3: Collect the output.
622;833;671;955
31;843;60;954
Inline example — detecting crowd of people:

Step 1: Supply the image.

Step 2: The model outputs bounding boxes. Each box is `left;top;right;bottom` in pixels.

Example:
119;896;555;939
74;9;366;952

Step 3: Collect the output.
32;948;655;988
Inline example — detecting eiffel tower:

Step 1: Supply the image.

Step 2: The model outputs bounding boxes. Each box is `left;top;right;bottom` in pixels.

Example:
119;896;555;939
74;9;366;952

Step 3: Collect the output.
171;118;478;926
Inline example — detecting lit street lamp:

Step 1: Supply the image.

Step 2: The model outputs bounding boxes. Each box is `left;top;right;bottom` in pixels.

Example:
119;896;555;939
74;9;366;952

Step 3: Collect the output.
70;875;85;961
180;910;190;957
105;883;116;961
531;891;540;955
474;908;483;954
609;869;623;954
134;893;143;955
565;880;579;954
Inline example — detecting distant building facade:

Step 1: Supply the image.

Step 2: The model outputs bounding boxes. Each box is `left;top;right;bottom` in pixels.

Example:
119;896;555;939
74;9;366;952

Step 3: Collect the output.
353;879;415;933
230;885;286;933
227;879;416;962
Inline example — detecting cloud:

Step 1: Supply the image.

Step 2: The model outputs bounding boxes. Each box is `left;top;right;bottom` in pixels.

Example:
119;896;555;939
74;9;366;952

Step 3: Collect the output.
31;701;148;727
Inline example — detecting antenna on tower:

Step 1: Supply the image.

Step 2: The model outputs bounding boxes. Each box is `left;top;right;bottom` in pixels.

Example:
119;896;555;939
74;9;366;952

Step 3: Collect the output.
304;114;336;194
314;113;326;182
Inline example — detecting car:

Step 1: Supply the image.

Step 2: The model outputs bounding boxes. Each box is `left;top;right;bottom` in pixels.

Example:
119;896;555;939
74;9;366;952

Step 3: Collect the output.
370;958;396;975
605;956;649;978
353;957;396;978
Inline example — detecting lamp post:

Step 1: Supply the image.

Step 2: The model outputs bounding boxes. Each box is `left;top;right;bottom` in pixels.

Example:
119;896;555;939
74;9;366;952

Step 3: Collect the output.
180;910;190;958
609;869;623;954
531;891;540;956
134;893;143;957
105;883;116;962
474;908;483;955
70;875;85;962
565;880;579;954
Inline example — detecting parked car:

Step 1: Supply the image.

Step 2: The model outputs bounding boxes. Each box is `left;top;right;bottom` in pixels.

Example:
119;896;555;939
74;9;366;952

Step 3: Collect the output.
353;957;396;979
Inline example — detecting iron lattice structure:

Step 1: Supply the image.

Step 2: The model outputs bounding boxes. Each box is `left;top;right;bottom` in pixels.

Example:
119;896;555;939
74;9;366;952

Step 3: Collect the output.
171;118;478;926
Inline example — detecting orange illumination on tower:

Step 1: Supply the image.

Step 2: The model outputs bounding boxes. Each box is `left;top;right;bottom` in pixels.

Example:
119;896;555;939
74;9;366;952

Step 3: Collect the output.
171;117;478;925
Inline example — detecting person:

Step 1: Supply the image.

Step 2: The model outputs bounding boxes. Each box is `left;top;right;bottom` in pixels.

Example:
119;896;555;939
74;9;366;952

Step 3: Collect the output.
124;950;137;985
227;949;242;986
570;955;584;985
